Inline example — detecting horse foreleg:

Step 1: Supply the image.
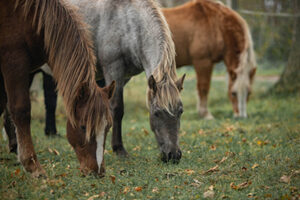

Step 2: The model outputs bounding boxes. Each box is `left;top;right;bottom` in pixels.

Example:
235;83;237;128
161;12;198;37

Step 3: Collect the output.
42;72;58;136
101;63;128;157
3;109;18;153
0;73;17;153
1;55;45;177
193;60;214;119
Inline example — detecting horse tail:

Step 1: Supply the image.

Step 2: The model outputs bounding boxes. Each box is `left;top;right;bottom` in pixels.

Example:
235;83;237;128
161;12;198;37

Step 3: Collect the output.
16;0;106;141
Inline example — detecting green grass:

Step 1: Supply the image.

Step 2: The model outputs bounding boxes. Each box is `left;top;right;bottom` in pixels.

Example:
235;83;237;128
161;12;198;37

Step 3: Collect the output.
0;69;299;199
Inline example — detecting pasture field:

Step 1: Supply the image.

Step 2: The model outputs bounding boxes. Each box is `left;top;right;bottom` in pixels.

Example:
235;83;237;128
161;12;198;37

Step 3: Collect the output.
0;67;299;199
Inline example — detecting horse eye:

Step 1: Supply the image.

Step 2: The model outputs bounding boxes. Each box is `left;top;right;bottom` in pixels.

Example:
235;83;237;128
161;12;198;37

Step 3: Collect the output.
80;126;86;132
154;111;160;117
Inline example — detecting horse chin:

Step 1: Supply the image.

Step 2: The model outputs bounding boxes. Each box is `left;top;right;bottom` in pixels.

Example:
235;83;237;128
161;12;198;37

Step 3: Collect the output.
160;149;182;164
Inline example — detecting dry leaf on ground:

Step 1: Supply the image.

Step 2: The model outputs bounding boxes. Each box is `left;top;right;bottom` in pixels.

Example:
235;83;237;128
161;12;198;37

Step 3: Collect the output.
203;165;219;174
230;181;252;190
134;186;142;192
110;175;116;184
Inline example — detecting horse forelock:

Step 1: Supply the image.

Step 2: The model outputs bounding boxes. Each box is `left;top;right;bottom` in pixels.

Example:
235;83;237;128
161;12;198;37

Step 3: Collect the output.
15;0;104;141
145;0;180;114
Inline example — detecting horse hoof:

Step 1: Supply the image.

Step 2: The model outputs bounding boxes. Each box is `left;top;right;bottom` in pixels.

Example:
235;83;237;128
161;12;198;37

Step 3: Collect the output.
113;146;129;157
199;112;214;120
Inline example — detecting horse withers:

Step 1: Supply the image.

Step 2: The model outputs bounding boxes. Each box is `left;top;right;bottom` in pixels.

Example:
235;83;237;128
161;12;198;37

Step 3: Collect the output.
0;0;115;177
163;0;257;119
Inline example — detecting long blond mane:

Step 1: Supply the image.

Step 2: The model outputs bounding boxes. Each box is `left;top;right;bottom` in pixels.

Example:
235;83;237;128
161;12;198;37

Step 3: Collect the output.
147;0;181;114
15;0;109;141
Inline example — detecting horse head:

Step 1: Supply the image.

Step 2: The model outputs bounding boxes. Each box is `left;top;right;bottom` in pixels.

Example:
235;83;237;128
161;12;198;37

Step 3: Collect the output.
147;74;185;163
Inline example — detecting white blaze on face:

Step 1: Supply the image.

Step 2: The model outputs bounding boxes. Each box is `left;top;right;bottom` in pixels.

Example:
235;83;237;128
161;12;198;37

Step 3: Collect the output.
233;70;250;118
96;119;107;173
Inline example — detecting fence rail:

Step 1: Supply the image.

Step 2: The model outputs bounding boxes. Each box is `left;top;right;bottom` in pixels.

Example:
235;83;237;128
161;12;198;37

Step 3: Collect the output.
239;9;300;18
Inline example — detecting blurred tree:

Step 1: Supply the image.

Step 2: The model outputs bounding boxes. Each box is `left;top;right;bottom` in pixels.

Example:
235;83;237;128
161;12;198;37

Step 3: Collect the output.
272;1;300;93
232;0;238;9
158;0;189;7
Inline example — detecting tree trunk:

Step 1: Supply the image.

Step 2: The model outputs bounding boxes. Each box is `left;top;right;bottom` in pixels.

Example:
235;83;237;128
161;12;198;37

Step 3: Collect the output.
272;11;300;94
232;0;238;10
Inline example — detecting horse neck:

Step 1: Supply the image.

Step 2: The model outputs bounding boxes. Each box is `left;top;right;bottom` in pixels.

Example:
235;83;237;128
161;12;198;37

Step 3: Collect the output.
138;0;177;83
16;0;98;125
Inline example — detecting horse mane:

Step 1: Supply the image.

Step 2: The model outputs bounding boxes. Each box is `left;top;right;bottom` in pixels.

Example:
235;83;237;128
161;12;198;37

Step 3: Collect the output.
195;0;256;72
15;0;108;141
146;0;181;114
238;20;257;72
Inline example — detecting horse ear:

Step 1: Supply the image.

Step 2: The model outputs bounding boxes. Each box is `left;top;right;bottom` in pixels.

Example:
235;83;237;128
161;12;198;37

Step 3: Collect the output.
176;74;186;92
148;75;157;94
103;80;116;100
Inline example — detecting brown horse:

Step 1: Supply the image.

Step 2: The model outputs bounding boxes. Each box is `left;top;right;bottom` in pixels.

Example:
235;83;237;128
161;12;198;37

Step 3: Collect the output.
0;0;115;177
163;0;257;119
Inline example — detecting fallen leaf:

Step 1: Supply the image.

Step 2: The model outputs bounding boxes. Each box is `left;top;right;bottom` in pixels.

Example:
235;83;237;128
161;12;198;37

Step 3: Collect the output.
193;179;203;185
210;145;216;151
218;156;228;164
203;165;219;174
280;175;290;183
132;146;141;151
53;149;60;156
110;175;116;184
185;169;195;175
134;186;142;192
87;194;99;200
48;148;60;156
15;168;21;176
251;163;259;169
198;129;205;135
143;128;149;135
264;194;272;198
99;192;106;197
208;185;214;191
152;187;159;193
48;148;53;154
203;190;214;199
123;186;130;194
230;181;252;190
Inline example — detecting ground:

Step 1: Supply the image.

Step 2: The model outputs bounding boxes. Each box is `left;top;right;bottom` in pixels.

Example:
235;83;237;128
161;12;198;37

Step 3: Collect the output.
0;66;299;199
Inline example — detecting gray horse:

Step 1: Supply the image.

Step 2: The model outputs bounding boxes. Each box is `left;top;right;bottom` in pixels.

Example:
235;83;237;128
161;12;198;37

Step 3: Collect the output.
70;0;185;162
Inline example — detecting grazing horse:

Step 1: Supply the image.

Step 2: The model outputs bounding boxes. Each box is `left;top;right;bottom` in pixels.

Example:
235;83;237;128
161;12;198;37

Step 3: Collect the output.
162;0;257;119
0;0;115;177
69;0;185;162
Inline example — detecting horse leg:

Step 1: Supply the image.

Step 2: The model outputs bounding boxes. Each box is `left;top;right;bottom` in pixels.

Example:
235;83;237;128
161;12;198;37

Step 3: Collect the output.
42;71;58;136
101;62;128;157
193;59;214;119
1;54;45;177
0;73;17;153
3;109;18;153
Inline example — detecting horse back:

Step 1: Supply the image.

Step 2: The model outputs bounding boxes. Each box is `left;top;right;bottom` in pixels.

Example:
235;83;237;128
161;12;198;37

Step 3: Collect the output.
163;0;247;67
0;0;45;71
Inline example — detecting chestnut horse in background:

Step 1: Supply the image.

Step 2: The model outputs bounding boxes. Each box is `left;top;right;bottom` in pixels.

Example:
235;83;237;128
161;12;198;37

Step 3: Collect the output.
163;0;257;119
0;0;115;177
